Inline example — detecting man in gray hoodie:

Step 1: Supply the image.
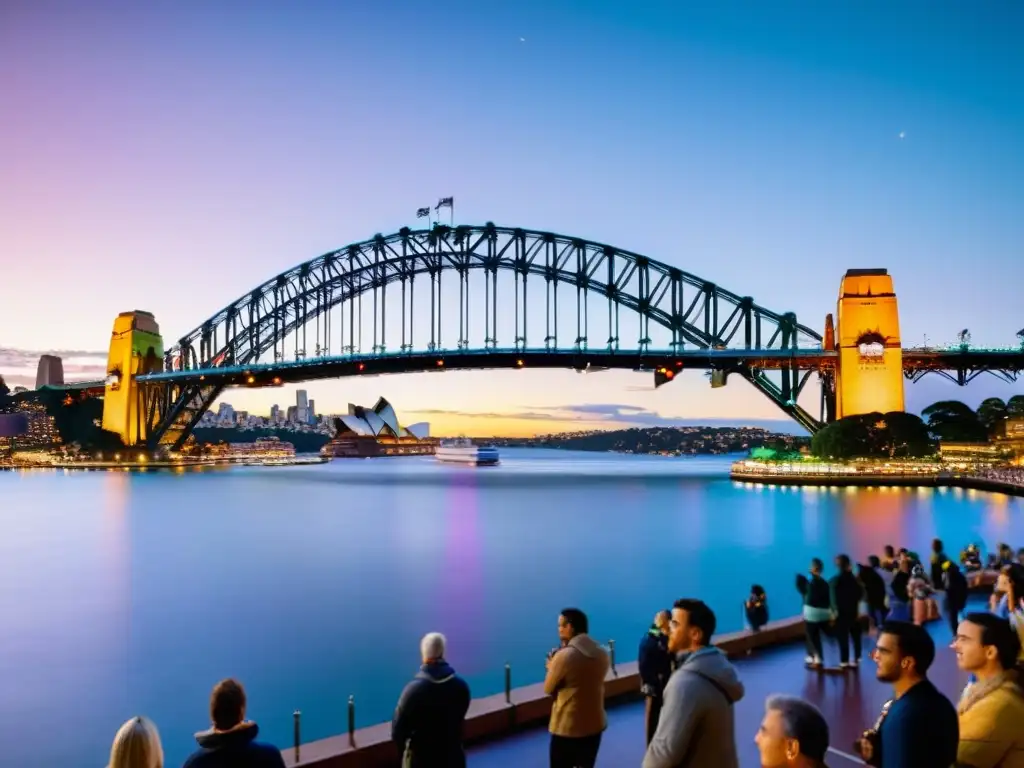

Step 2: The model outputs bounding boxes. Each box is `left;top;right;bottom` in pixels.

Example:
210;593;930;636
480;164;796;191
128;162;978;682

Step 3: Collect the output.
642;598;745;768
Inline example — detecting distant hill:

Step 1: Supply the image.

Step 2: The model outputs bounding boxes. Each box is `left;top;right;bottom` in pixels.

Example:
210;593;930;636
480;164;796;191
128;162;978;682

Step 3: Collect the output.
485;426;808;456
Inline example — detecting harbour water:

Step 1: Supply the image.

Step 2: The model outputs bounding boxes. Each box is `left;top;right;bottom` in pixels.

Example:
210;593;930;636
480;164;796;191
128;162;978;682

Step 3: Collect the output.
1;448;1021;766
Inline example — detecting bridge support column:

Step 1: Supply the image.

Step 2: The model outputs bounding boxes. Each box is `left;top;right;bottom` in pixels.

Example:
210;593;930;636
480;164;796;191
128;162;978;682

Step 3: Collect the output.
101;311;164;447
834;269;904;419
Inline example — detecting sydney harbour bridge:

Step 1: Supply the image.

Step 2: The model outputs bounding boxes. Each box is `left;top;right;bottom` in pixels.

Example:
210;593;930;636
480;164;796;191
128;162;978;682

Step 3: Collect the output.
89;223;1023;450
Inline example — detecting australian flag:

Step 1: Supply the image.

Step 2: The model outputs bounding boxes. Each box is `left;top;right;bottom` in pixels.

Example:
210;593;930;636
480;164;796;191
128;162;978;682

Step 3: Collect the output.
436;196;454;210
416;207;430;218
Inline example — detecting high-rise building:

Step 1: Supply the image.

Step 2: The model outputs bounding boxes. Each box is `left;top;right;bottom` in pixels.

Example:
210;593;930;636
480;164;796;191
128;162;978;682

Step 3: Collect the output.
270;404;280;424
35;355;65;389
216;402;235;425
297;390;308;409
307;399;316;424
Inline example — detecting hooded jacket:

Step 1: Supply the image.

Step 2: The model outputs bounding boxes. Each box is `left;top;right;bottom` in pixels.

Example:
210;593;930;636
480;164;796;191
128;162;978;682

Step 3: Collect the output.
543;633;609;738
181;722;285;768
392;660;471;768
641;646;745;768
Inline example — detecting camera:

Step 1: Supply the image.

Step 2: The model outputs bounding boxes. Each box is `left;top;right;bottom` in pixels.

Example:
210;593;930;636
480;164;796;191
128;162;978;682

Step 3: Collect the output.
853;728;881;767
854;699;892;767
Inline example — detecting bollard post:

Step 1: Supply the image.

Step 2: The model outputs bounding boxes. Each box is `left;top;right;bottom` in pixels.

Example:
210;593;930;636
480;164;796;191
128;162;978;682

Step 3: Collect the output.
609;639;617;676
504;662;512;704
348;695;356;748
293;710;301;763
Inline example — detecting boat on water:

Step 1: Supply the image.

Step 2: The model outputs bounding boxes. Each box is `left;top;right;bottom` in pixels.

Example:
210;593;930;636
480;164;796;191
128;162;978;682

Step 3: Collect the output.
435;437;500;466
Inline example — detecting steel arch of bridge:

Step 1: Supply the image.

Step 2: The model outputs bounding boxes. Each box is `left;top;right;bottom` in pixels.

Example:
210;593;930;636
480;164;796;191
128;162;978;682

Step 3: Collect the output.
145;223;827;448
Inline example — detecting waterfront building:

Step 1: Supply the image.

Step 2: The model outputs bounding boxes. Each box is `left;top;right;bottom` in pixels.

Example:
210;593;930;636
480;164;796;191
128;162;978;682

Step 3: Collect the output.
994;418;1024;461
4;399;62;452
324;397;434;457
940;418;1024;468
205;436;296;458
0;413;28;462
939;441;1007;468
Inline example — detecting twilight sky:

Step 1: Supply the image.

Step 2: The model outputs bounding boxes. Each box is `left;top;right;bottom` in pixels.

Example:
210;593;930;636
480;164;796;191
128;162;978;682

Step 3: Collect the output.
1;1;1022;436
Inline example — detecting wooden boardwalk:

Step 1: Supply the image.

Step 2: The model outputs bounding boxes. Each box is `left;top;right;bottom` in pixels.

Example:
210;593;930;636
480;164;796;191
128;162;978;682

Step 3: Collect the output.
468;610;973;766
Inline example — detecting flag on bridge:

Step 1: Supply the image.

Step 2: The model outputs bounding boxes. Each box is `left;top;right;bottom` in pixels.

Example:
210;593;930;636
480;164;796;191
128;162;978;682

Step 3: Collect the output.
436;197;453;210
416;207;430;218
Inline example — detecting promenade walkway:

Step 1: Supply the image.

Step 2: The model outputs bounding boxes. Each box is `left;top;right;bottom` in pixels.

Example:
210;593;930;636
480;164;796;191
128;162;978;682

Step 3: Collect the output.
468;612;973;767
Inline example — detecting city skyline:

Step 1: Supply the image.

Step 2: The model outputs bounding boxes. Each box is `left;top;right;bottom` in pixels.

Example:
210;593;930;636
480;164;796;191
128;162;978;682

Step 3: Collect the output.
2;1;1022;436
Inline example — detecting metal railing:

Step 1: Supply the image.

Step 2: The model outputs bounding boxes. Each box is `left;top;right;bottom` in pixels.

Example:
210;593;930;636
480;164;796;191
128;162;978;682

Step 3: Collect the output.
287;640;620;762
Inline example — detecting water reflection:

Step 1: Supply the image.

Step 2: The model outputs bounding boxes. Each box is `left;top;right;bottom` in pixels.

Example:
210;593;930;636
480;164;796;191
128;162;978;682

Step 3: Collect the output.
800;486;822;543
440;480;485;670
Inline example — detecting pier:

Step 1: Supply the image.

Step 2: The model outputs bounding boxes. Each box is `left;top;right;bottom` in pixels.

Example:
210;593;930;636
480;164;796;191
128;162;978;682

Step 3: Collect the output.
730;460;1024;498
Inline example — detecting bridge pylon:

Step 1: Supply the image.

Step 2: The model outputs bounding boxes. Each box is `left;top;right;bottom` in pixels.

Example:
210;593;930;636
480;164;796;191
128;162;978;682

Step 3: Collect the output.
101;311;165;447
833;269;905;419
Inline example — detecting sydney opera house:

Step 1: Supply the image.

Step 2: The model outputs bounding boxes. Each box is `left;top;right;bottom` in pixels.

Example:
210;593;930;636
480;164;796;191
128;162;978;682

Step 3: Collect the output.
322;398;435;458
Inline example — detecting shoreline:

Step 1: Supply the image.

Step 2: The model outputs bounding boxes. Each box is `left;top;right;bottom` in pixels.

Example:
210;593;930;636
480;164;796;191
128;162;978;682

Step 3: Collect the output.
730;468;1024;497
0;455;327;472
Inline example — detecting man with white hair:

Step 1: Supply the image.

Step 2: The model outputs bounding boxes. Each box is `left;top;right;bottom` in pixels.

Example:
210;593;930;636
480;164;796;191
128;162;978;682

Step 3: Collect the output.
392;632;471;768
754;694;830;768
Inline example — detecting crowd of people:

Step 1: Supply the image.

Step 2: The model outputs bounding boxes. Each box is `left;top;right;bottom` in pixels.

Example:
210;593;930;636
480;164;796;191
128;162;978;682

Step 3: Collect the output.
101;541;1024;768
977;466;1024;487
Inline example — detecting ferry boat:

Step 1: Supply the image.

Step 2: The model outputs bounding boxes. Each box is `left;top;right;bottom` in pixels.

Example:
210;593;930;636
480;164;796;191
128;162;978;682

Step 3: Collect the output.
435;437;500;466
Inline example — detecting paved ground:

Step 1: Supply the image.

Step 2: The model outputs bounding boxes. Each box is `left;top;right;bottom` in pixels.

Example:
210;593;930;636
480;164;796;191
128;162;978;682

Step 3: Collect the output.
468;606;976;767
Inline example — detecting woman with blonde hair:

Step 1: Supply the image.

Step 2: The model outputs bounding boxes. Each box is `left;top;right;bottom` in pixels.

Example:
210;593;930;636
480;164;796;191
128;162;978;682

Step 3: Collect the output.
108;715;163;768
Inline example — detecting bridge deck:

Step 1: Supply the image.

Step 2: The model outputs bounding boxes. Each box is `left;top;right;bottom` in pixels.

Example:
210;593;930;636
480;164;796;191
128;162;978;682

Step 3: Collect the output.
136;346;1024;386
136;347;833;384
467;613;969;767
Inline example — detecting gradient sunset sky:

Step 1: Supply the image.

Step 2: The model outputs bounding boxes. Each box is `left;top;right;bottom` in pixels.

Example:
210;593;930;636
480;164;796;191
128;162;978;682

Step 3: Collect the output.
2;1;1022;436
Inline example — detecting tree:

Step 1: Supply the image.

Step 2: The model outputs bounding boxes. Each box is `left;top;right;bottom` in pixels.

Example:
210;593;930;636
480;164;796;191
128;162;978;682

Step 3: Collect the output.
811;415;872;459
878;411;935;458
811;412;935;459
1007;395;1024;418
0;375;10;410
921;400;988;442
977;397;1008;432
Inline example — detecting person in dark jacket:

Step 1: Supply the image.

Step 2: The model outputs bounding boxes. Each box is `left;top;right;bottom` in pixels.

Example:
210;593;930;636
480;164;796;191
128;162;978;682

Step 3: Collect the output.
858;621;958;768
929;538;947;586
859;557;888;630
638;610;672;745
797;559;833;667
182;678;286;768
831;554;864;668
745;584;769;633
941;559;968;635
889;557;911;622
392;632;471;768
